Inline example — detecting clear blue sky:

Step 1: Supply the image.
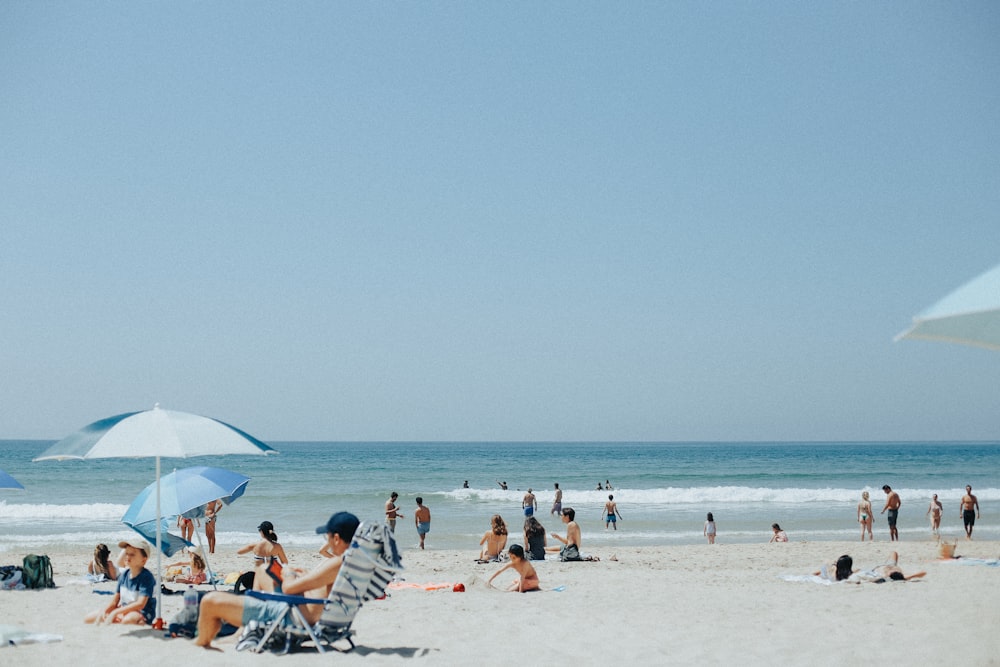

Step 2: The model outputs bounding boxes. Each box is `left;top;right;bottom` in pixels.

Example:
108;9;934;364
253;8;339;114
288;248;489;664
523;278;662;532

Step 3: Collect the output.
2;3;998;442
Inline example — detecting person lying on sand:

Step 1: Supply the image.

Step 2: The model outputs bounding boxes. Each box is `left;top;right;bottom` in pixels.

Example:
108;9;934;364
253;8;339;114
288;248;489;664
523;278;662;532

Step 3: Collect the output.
814;552;926;583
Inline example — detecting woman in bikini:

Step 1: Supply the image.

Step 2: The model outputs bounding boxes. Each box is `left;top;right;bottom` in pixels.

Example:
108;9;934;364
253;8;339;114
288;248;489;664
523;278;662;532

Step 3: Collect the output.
479;514;508;562
237;520;288;592
858;491;874;542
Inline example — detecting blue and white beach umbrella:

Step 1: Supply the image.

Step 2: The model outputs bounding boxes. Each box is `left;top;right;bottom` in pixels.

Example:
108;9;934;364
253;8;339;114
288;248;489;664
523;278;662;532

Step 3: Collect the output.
896;263;1000;351
34;405;276;624
122;465;251;567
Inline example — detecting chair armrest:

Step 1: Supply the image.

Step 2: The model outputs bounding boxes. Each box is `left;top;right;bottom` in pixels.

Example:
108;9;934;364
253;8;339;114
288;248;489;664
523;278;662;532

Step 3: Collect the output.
246;590;327;605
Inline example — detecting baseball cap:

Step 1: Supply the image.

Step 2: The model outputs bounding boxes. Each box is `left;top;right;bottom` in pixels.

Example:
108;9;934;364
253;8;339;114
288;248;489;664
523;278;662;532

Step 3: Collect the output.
118;539;151;557
315;512;360;542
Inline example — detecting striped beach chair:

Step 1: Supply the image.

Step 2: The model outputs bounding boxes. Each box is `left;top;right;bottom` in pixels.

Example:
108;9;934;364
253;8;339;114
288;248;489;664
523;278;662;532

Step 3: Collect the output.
235;520;402;654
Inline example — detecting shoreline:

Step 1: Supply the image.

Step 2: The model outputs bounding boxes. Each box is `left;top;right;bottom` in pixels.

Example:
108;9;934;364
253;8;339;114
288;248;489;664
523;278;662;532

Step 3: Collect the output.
1;539;998;665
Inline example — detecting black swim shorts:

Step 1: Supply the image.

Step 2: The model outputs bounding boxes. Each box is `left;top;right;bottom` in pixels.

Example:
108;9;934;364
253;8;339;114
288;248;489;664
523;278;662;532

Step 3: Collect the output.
887;509;898;527
963;509;975;527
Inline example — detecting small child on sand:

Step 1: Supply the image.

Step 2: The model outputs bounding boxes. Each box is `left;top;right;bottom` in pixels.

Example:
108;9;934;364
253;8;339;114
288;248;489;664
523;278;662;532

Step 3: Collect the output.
770;523;789;543
704;513;717;544
487;544;540;592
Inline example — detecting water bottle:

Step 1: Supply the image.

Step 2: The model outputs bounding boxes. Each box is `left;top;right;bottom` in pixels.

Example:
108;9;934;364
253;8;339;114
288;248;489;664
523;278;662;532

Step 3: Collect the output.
184;585;198;611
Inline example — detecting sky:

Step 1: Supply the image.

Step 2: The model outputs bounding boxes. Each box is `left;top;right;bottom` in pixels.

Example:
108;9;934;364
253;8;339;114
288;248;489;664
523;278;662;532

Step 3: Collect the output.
2;3;999;442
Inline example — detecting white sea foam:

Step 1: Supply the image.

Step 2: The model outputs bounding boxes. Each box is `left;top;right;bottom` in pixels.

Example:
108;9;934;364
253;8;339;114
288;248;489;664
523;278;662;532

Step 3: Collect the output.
0;501;128;521
438;486;1000;505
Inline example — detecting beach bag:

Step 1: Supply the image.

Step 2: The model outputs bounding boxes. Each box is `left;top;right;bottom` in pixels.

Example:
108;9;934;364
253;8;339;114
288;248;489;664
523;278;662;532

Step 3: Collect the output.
559;544;582;562
167;590;237;639
0;565;24;590
21;554;54;589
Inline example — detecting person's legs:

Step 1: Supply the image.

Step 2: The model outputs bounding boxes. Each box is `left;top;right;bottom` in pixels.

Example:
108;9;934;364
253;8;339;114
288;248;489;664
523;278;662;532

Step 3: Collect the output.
206;520;217;554
195;592;246;648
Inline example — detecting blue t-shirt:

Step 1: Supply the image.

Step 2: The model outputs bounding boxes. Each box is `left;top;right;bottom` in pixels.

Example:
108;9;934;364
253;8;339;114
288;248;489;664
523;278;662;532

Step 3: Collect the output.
117;567;157;623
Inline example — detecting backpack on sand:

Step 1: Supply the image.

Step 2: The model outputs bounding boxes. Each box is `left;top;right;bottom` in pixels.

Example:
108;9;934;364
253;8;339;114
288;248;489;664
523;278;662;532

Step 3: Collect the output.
22;554;55;589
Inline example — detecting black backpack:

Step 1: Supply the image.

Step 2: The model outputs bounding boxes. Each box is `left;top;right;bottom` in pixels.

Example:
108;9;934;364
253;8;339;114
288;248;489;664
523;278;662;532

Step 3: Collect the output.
22;554;54;589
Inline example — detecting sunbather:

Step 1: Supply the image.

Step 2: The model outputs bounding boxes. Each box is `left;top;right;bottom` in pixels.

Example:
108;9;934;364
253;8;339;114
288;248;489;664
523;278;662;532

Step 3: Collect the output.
195;512;361;650
84;539;156;625
848;551;927;583
86;543;118;582
237;520;288;592
166;548;207;584
478;515;508;561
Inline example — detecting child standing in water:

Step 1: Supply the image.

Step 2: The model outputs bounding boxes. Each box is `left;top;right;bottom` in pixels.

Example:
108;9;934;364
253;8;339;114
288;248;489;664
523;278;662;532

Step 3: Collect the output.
704;512;717;544
487;544;540;592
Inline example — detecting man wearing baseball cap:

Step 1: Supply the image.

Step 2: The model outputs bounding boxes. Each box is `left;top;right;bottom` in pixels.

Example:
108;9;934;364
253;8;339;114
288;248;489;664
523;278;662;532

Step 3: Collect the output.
195;511;360;649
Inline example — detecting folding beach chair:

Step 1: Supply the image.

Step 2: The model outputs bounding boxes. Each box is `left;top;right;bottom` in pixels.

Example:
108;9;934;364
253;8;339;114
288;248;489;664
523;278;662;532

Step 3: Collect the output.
234;520;402;654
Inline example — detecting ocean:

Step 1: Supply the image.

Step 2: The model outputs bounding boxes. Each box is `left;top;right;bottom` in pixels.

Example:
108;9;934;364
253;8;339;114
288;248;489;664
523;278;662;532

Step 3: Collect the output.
0;440;996;557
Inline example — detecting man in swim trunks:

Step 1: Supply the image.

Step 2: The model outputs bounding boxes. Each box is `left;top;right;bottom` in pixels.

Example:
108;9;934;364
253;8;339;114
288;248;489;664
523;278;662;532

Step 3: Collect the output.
414;497;431;550
385;492;403;532
551;482;562;516
960;485;980;540
548;507;582;554
603;494;621;530
522;488;537;517
881;485;901;542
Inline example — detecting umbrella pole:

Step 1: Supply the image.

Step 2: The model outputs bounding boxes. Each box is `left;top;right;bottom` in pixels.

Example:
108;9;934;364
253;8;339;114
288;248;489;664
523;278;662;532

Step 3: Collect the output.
192;530;218;590
154;456;163;629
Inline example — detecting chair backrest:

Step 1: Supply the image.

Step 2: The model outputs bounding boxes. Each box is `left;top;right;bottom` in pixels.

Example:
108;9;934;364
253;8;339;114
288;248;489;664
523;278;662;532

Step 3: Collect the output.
319;520;402;628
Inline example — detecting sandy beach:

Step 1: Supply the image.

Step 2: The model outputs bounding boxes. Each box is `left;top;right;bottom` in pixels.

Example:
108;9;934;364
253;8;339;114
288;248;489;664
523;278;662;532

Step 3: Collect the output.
1;537;997;666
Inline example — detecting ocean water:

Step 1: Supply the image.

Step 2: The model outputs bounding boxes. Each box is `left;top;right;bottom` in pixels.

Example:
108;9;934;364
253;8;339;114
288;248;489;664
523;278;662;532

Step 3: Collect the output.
0;440;997;557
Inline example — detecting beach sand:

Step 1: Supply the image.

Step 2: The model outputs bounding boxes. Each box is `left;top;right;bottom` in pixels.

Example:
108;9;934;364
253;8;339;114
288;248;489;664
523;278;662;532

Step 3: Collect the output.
1;539;998;665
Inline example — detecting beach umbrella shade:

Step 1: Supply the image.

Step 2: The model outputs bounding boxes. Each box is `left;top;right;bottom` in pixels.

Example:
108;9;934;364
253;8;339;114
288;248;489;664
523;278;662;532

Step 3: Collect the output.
0;468;25;490
122;466;251;577
896;263;1000;351
125;518;193;558
33;405;276;626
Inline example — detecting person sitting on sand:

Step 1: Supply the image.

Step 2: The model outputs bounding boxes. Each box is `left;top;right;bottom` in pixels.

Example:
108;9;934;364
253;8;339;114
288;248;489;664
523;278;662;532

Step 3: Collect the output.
166;548;208;584
87;543;118;582
479;514;508;562
770;523;789;542
195;512;360;650
487;544;540;592
524;516;547;560
548;507;582;553
84;539;156;625
546;507;598;560
237;520;288;592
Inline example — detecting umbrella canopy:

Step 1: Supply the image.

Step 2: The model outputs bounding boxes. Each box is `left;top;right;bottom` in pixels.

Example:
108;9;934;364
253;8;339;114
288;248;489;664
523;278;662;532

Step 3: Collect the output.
122;466;250;527
127;518;193;558
33;405;276;461
0;468;24;490
33;405;275;625
122;466;251;562
896;263;1000;351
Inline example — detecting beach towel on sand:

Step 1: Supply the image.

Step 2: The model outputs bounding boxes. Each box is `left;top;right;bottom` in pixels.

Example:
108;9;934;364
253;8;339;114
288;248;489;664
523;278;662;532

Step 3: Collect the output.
778;574;836;586
0;625;62;647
